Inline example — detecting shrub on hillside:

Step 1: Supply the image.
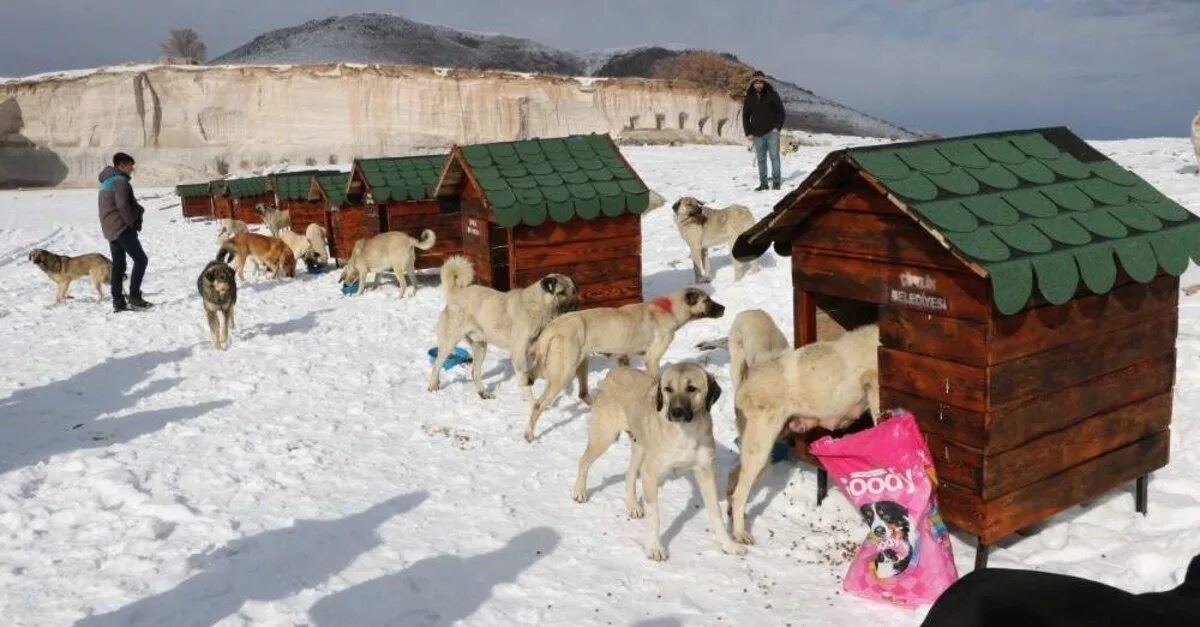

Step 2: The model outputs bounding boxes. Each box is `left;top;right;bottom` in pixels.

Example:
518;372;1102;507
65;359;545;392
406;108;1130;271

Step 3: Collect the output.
651;52;756;98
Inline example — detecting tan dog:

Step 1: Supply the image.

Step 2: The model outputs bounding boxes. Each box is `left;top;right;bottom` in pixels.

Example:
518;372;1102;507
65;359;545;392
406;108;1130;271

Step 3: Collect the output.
523;288;726;442
573;363;744;561
197;259;237;350
305;223;329;265
217;232;296;280
216;218;248;243
671;197;758;282
276;229;314;260
428;255;578;400
728;309;790;399
27;248;113;304
728;324;881;545
256;203;291;237
338;230;436;297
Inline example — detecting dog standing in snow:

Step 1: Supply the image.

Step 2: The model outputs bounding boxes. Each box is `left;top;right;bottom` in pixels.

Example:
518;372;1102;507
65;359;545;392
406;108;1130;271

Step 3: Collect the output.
197;259;237;350
338;230;436;297
671;196;758;283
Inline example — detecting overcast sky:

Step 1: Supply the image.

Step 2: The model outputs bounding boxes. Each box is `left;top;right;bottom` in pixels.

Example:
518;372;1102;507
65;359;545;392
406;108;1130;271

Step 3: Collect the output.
2;0;1197;139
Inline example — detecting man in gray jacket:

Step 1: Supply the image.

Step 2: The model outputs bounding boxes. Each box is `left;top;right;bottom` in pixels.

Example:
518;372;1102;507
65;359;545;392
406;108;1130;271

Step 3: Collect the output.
98;152;153;312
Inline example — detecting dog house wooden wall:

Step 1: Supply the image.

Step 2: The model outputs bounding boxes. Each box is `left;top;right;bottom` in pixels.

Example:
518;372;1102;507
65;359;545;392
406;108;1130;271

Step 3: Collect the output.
308;171;368;264
272;170;340;235
225;176;274;225
347;155;461;269
432;134;650;308
733;127;1200;570
175;183;213;219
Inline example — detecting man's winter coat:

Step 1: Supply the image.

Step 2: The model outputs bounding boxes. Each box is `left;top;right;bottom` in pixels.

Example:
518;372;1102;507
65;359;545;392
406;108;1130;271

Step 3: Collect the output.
742;79;786;138
98;166;143;241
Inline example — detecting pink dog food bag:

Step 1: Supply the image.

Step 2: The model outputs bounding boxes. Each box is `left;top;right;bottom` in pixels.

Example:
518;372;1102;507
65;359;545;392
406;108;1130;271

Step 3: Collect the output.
809;409;958;607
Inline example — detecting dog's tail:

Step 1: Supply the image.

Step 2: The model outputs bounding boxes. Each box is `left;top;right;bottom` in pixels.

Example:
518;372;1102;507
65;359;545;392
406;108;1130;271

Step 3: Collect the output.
440;255;475;294
215;240;236;264
414;229;437;251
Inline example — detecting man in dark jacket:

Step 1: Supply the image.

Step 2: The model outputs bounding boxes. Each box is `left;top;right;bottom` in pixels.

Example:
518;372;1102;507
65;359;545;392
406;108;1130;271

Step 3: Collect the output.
742;70;786;191
98;152;153;312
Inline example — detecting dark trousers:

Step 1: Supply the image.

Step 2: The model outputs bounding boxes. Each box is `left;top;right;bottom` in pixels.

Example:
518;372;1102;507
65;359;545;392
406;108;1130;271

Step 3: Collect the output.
109;228;147;302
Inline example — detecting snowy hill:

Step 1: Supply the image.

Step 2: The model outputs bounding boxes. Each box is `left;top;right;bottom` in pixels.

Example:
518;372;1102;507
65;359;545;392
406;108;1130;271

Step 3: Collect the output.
1;137;1198;625
212;14;916;139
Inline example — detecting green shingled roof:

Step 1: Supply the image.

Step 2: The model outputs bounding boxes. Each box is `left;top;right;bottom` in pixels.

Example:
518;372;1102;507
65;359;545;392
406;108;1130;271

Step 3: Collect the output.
175;183;210;199
274;170;338;201
226;176;269;199
844;127;1200;314
458;134;650;228
314;172;350;206
357;155;445;202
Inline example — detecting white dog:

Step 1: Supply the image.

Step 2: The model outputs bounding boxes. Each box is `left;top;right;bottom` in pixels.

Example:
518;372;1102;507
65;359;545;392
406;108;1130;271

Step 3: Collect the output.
523;288;726;442
671;197;758;282
216;218;248;243
276;229;314;260
338;230;436;297
1191;111;1200;175
728;323;881;545
427;255;578;400
305;223;329;266
573;363;744;561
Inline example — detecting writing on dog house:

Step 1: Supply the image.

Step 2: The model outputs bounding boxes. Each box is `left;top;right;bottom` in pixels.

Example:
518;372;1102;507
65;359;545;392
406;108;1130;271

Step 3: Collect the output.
345;154;459;269
271;169;341;236
432;133;651;309
174;182;213;220
733;126;1200;569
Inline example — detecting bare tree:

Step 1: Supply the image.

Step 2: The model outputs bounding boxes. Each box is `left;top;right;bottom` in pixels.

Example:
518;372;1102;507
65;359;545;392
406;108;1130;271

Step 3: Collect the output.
162;28;207;63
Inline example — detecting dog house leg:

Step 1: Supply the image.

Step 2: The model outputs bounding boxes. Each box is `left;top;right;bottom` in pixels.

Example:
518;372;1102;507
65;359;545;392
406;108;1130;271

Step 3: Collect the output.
1135;475;1149;515
974;538;989;570
816;468;829;506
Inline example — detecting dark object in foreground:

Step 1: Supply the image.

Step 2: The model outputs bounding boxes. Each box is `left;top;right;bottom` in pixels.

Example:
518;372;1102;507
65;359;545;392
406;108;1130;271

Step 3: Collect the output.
921;554;1200;627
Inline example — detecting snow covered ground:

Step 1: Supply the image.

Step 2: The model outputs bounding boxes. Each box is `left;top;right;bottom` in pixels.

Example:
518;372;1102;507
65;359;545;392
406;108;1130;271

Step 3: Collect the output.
1;138;1198;626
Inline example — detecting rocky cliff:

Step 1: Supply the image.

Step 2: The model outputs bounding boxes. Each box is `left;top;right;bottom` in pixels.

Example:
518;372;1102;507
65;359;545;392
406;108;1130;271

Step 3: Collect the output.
0;63;742;188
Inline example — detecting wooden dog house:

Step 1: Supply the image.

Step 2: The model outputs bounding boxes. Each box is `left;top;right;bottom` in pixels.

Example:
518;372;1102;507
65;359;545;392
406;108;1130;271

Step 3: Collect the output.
308;171;369;264
225;176;274;224
432;134;650;308
175;183;213;219
732;127;1200;569
273;169;339;234
347;155;461;269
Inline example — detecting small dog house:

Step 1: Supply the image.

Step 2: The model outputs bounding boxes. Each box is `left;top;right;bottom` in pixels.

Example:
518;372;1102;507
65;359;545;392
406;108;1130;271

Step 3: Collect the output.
308;171;369;264
347;155;460;269
732;127;1200;569
175;183;213;219
225;176;274;224
273;169;339;234
432;134;649;308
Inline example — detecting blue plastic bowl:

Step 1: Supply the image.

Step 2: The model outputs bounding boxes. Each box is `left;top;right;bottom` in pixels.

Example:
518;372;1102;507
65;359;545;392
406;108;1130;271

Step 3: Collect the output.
341;281;359;295
427;346;473;370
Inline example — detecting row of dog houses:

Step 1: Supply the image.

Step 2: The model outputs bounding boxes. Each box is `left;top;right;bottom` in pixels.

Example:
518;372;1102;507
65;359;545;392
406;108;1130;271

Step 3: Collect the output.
179;127;1200;569
176;133;650;309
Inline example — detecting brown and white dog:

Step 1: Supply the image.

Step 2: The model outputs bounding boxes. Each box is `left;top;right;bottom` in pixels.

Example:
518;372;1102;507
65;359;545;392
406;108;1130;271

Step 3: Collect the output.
671;197;758;282
27;248;113;304
522;287;725;442
217;232;296;280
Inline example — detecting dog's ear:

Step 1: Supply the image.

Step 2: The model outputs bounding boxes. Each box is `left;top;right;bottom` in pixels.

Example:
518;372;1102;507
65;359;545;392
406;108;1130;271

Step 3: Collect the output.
859;504;872;519
540;276;557;294
685;289;702;306
705;373;722;410
654;384;664;413
671;199;681;213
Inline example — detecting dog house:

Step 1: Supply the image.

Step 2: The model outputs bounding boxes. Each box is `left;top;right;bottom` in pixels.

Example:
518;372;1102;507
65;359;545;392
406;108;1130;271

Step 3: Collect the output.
308;171;367;264
175;183;213;219
432;134;649;308
347;155;461;269
732;127;1200;569
225;176;274;224
273;169;339;234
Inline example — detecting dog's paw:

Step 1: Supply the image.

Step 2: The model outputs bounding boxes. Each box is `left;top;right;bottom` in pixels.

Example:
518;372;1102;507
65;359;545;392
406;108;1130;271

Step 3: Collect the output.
646;545;668;562
426;381;440;393
721;542;747;556
477;389;494;400
628;503;644;519
733;530;756;545
523;429;535;443
572;489;588;503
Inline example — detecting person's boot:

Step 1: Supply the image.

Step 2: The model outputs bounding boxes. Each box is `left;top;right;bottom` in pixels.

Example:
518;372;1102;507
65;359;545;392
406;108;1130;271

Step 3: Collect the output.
772;181;782;190
112;296;129;313
754;183;769;191
128;293;154;310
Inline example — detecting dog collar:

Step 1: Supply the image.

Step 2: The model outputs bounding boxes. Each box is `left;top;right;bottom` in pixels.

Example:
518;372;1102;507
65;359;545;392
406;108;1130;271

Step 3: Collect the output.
650;297;674;315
